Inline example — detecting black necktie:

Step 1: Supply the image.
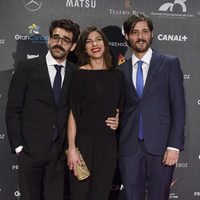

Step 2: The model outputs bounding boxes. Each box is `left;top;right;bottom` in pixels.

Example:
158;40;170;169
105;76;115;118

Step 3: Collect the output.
136;60;144;140
53;65;62;103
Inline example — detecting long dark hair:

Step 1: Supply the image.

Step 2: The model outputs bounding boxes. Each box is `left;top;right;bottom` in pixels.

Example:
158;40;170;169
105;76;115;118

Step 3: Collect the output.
75;26;113;69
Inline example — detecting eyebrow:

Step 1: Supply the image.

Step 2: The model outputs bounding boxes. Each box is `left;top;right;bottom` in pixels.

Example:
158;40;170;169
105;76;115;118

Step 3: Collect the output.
87;35;102;40
53;34;72;40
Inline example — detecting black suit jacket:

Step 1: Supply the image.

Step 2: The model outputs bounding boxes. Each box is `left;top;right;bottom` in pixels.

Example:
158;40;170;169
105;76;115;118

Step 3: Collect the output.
118;50;186;156
5;57;77;158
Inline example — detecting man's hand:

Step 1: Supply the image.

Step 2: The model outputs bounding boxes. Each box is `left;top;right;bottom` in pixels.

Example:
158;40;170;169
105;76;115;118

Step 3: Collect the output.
105;109;119;130
162;149;180;166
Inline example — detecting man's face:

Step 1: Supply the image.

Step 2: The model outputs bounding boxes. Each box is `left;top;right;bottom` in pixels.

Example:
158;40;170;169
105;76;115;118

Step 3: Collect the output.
48;27;76;63
126;21;153;56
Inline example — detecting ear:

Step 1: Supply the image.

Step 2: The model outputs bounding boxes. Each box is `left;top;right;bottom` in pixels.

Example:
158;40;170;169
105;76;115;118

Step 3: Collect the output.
47;37;51;46
70;43;77;52
125;34;129;41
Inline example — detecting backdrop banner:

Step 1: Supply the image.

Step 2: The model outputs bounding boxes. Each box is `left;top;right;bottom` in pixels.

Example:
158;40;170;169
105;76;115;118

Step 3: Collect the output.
0;0;200;199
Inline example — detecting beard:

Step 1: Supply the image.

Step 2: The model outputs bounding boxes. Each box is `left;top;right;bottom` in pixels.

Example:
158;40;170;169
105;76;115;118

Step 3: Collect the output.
129;37;153;53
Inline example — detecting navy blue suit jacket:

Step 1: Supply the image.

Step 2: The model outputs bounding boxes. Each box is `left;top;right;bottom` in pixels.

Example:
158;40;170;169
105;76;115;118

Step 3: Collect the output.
118;50;186;156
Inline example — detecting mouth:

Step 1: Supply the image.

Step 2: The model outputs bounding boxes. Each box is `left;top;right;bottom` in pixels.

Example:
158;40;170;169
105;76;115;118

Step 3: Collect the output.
91;47;101;53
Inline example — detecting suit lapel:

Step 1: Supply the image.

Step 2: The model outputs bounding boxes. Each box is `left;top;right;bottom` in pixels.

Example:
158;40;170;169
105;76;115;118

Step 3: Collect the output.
126;59;138;99
35;58;55;105
142;51;163;98
57;61;75;105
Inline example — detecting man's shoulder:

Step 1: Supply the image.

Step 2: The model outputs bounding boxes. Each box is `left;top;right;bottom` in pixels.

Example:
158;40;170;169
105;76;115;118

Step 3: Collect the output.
152;50;178;61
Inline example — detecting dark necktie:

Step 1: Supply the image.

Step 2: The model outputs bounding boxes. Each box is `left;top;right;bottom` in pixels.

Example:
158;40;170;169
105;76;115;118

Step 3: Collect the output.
52;65;62;141
53;65;62;104
136;60;144;140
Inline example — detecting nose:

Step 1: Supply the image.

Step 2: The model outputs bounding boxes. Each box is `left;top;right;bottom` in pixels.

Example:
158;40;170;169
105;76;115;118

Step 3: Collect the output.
57;38;62;45
138;32;143;39
92;40;97;46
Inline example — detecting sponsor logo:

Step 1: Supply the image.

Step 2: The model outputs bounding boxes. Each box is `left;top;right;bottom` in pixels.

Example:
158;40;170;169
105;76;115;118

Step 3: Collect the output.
158;34;188;42
0;134;5;140
23;0;42;12
111;184;124;191
29;23;40;34
159;0;187;12
124;0;131;9
27;54;39;59
194;192;200;196
170;178;179;199
12;165;19;170
14;190;21;199
109;2;139;16
66;0;96;8
15;24;48;43
184;74;190;80
0;39;5;45
151;0;193;19
176;162;188;168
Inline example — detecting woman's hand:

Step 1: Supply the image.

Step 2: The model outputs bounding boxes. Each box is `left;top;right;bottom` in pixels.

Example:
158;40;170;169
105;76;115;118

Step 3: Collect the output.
105;109;119;130
66;147;81;176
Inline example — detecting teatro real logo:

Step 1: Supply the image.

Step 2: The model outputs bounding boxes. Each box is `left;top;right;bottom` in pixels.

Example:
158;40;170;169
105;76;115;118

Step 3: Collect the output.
159;0;187;13
23;0;42;12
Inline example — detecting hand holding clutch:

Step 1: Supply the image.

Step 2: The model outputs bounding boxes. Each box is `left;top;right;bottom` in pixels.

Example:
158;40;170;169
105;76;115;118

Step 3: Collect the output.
75;148;90;181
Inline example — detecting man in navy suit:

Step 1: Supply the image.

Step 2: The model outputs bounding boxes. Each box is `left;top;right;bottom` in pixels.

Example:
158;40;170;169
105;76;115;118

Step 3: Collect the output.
118;13;186;200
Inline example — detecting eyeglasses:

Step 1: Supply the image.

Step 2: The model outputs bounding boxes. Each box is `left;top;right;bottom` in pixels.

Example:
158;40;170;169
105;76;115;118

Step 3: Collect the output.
86;37;103;45
51;35;72;45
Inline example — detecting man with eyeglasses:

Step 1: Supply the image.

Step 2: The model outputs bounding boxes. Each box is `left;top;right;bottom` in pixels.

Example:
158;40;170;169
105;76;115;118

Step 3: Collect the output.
5;19;119;200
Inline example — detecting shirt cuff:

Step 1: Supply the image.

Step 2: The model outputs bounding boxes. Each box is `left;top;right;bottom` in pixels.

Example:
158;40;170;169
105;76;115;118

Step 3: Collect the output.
167;147;180;151
15;146;23;154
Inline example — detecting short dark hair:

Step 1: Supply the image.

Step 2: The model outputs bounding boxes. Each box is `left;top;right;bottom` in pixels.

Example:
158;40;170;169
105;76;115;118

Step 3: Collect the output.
75;26;113;69
123;12;153;35
49;19;80;43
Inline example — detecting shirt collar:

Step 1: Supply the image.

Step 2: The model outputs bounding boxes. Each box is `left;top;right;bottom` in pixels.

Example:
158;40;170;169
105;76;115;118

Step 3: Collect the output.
132;48;153;67
46;51;66;68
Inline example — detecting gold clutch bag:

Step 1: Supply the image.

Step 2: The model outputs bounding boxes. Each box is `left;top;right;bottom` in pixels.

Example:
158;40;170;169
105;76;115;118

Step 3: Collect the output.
75;148;90;181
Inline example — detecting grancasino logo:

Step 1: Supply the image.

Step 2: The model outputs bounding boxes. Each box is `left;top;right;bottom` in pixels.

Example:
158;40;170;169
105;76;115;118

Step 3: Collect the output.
15;23;48;43
151;0;193;19
66;0;96;8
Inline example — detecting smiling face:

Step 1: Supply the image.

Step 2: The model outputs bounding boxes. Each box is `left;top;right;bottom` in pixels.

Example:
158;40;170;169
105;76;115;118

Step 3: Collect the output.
48;27;76;63
85;31;105;60
126;21;153;58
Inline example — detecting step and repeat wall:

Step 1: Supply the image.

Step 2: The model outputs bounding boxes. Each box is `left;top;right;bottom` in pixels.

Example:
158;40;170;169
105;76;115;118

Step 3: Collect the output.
0;0;200;199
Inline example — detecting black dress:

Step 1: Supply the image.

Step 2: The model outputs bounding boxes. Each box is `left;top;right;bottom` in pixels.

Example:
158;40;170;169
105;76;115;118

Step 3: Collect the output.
69;68;124;200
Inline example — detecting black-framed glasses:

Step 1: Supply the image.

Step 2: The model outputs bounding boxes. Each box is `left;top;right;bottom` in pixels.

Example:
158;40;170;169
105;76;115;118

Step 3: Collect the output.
51;35;72;45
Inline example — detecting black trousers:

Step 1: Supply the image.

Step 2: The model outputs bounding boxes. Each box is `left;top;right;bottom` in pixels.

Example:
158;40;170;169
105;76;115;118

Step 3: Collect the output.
18;143;65;200
69;135;117;200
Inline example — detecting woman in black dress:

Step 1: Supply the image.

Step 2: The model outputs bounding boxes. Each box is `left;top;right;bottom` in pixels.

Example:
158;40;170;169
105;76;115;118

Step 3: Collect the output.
67;27;124;200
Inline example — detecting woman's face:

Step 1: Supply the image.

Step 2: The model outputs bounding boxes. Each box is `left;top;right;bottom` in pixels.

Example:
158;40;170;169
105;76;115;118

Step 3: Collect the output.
85;31;105;60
